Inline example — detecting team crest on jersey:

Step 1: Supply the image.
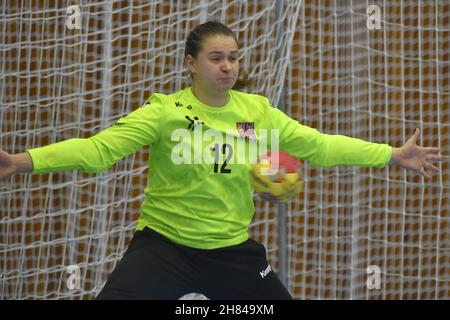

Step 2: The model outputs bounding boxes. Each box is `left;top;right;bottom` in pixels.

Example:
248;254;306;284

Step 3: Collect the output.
236;122;256;141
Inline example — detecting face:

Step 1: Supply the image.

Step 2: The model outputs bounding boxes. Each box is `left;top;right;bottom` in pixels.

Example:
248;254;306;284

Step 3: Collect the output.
186;34;240;93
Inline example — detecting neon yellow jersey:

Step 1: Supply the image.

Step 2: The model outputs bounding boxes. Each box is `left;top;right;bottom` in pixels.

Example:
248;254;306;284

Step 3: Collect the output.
26;87;392;249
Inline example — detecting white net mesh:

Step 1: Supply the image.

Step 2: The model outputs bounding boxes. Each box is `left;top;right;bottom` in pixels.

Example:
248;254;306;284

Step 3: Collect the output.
285;0;449;299
0;0;448;299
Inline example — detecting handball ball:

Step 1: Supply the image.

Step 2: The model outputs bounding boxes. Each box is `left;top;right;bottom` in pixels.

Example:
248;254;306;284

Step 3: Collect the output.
250;151;304;203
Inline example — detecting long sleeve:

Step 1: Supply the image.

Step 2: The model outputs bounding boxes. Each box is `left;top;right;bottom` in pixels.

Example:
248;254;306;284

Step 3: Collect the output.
26;94;165;174
270;107;392;168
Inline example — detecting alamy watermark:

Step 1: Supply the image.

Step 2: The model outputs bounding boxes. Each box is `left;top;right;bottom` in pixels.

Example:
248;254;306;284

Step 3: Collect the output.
367;5;382;30
66;265;81;290
367;265;381;290
170;127;280;174
66;5;82;30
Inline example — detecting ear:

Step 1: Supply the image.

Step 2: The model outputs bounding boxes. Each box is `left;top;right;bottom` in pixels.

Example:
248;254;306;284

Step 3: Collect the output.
185;54;196;74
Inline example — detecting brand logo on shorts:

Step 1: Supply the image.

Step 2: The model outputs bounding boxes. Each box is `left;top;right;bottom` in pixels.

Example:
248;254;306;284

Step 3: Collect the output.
260;265;272;278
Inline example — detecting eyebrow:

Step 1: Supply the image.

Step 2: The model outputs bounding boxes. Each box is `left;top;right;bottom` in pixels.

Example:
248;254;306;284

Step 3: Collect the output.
207;50;239;55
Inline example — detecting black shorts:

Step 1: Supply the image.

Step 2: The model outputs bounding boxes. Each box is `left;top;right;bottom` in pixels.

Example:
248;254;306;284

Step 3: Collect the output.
96;227;293;300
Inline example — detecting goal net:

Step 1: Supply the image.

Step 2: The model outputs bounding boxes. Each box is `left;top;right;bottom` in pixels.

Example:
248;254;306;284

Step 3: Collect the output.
284;0;449;299
0;0;448;299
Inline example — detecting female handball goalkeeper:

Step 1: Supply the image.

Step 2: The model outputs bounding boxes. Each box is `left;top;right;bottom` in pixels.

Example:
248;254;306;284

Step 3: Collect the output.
0;21;442;299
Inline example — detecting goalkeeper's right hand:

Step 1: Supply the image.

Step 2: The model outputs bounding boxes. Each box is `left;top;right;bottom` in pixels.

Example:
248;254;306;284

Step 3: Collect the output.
0;150;33;181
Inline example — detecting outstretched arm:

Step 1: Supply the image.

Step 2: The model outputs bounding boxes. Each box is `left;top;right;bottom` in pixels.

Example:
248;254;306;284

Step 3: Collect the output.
0;150;33;181
1;94;165;179
388;128;442;180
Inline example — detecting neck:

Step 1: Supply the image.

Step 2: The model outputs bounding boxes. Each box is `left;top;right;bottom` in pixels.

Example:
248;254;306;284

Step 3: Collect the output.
191;83;230;107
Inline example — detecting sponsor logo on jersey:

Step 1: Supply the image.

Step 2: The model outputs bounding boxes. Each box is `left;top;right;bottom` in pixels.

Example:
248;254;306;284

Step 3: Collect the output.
185;115;204;130
175;101;193;110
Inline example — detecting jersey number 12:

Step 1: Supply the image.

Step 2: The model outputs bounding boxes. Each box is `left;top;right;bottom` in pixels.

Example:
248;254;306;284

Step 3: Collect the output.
210;143;232;174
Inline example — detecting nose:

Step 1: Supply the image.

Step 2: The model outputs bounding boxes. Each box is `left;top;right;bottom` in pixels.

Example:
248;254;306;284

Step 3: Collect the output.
220;60;232;72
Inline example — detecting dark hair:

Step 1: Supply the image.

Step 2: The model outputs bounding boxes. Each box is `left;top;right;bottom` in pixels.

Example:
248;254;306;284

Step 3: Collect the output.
185;21;251;90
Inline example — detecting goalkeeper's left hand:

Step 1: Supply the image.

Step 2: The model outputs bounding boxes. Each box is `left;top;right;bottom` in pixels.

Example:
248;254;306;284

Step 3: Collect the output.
389;128;442;179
